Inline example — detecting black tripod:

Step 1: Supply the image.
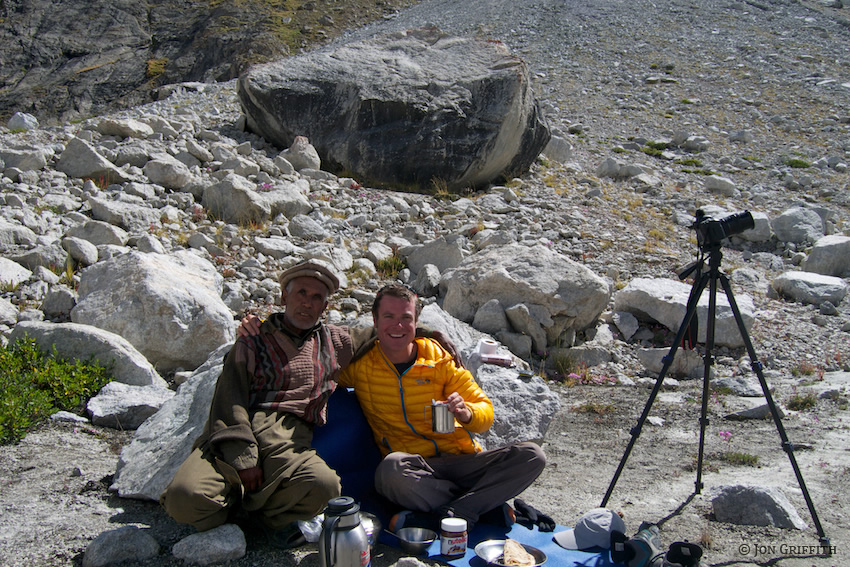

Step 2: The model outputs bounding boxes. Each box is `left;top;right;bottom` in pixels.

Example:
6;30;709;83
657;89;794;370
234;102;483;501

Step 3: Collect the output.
600;212;830;550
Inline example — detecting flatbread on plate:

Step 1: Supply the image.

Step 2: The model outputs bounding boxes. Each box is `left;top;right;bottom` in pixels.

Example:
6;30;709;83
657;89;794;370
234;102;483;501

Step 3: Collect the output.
502;538;535;566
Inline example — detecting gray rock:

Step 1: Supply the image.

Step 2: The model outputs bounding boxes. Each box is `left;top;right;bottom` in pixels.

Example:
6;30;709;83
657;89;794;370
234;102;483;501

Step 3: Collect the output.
803;235;850;277
172;523;247;565
82;526;160;567
40;285;78;319
253;235;305;259
10;242;67;272
505;303;547;354
772;207;824;244
612;311;639;341
636;347;704;379
614;277;755;348
96;117;154;139
725;400;785;420
412;263;441;297
713;375;765;397
0;218;39;249
143;153;193;189
7;112;39;131
441;244;610;350
111;344;227;500
65;220;130;247
55;137;132;184
203;173;312;225
87;195;163;232
71;250;235;372
87;381;175;429
288;214;329;241
9;321;166;387
0;297;18;325
472;299;509;335
0;257;33;287
62;236;99;267
0;147;50;171
711;485;807;529
704;175;738;197
771;271;848;306
406;236;466;274
238;27;549;191
278;136;321;171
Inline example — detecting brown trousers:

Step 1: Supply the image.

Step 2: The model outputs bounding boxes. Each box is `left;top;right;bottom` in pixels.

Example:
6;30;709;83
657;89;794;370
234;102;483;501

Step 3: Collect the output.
161;412;340;531
374;441;546;524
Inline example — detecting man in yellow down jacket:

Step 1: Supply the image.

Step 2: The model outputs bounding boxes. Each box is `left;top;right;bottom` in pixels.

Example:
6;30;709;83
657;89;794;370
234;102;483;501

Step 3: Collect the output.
339;283;546;531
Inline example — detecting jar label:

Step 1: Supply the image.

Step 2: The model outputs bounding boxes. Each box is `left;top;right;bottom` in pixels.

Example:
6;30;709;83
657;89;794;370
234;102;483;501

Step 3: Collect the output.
440;534;467;557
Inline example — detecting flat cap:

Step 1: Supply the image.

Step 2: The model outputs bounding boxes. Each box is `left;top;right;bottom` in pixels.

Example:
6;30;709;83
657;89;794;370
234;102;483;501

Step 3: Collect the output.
278;259;340;295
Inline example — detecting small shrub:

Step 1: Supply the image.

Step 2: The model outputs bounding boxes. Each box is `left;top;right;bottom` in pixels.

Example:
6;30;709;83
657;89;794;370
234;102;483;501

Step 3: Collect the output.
375;251;406;279
0;338;113;445
720;451;759;467
146;58;168;78
787;391;817;411
784;158;810;169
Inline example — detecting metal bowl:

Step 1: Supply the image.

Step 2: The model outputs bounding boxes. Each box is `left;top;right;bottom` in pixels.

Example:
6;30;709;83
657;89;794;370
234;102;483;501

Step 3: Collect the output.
474;539;547;566
396;527;437;555
360;512;381;551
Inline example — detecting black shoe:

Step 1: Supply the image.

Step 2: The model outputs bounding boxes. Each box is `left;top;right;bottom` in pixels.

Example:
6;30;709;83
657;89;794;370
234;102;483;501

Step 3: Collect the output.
264;521;307;550
666;541;702;567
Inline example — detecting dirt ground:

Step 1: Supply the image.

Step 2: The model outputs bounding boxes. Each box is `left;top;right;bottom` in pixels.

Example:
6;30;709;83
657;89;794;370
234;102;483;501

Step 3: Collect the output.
1;368;846;566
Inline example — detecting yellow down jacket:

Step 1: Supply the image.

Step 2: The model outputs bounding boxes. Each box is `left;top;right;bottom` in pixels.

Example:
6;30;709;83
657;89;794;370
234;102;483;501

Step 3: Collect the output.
339;337;494;458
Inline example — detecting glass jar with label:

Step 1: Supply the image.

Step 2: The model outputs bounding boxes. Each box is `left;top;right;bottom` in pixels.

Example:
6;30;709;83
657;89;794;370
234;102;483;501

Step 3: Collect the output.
440;517;468;558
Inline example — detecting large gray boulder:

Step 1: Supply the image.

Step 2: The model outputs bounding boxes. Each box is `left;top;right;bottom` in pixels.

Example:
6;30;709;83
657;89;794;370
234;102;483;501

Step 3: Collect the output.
111;344;229;500
440;244;610;350
238;26;550;191
71;250;235;372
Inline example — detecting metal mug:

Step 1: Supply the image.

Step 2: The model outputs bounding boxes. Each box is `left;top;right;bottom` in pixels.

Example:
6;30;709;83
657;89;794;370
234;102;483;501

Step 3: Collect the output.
430;402;454;433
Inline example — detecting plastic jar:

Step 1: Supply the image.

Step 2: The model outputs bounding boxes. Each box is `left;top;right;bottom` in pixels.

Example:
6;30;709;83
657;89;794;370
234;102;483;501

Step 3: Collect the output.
440;517;468;558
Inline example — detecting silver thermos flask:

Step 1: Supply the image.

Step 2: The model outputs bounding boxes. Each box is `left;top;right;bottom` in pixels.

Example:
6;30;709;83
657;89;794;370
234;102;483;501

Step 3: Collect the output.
318;496;371;567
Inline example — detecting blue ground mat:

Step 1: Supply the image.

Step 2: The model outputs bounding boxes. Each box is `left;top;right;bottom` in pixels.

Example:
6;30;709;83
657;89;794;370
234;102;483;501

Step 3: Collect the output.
414;521;619;566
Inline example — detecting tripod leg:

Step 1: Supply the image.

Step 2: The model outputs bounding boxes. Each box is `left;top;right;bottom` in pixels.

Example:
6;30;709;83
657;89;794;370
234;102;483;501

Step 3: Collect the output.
693;259;721;495
718;273;830;549
601;271;710;507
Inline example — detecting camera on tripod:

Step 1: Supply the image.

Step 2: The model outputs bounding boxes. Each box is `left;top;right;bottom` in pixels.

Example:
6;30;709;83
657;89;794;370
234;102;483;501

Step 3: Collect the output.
692;209;754;250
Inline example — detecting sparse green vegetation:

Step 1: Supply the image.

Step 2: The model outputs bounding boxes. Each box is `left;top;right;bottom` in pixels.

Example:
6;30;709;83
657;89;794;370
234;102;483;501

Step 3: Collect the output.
718;451;759;467
375;251;406;279
784;158;811;169
575;401;616;415
787;391;818;411
0;338;113;445
146;58;168;78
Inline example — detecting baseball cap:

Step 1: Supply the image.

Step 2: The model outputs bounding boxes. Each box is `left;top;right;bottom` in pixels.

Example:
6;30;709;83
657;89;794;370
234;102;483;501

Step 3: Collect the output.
553;508;626;550
278;259;340;295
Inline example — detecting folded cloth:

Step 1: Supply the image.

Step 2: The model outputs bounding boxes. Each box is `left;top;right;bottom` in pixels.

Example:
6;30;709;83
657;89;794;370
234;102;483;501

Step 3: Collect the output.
514;499;556;532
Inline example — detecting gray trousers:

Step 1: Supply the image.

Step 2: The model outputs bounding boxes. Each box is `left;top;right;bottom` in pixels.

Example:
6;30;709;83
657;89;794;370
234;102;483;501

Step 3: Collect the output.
374;441;546;524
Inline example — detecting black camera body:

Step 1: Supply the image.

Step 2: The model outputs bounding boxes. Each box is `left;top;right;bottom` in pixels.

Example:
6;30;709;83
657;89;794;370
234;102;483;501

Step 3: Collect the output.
692;209;755;250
